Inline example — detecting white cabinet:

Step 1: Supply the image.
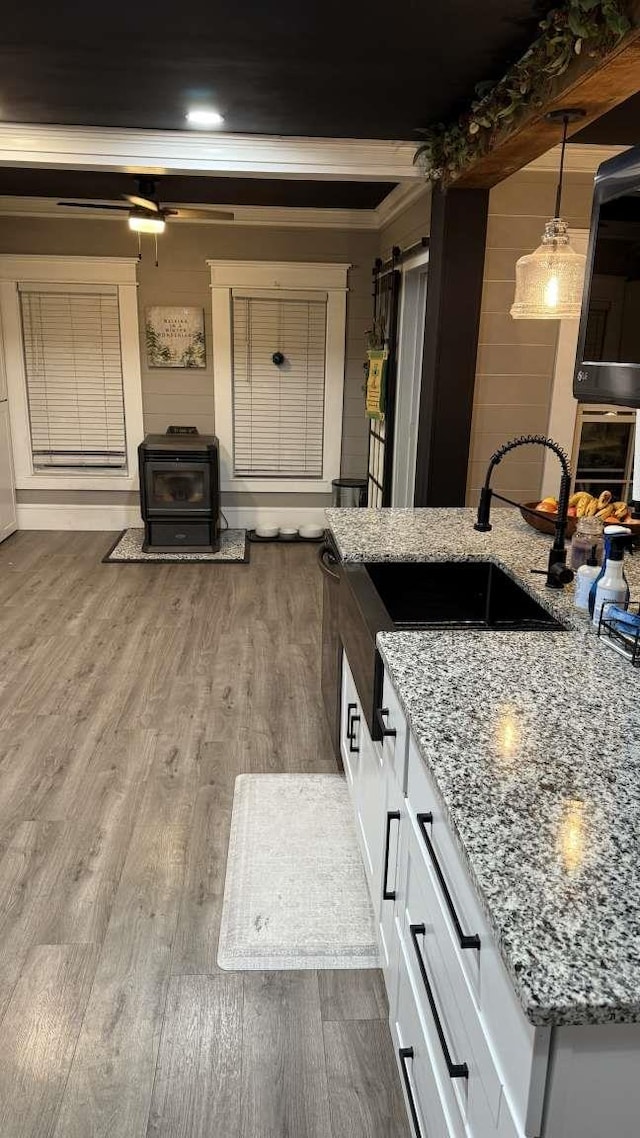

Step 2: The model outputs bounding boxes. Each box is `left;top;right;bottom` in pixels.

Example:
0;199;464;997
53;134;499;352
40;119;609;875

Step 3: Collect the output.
341;646;640;1138
340;653;388;920
0;401;17;544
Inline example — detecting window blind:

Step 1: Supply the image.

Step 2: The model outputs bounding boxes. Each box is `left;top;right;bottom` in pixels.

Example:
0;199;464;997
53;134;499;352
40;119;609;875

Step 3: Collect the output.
19;287;127;470
232;296;327;478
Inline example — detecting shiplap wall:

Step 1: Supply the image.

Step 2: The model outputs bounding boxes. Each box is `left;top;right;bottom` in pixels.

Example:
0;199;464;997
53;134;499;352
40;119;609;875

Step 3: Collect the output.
0;216;378;505
466;169;595;506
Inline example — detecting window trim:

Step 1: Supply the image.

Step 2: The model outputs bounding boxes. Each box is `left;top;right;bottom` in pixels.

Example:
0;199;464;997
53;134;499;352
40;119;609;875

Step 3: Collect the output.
0;255;143;490
208;259;349;493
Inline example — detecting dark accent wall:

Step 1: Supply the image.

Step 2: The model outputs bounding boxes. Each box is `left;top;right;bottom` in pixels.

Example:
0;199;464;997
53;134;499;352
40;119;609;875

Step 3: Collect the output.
414;186;489;506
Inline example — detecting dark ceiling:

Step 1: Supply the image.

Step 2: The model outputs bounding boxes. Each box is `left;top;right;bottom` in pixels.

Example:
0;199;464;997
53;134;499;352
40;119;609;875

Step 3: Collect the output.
0;2;545;139
575;92;640;146
0;168;394;210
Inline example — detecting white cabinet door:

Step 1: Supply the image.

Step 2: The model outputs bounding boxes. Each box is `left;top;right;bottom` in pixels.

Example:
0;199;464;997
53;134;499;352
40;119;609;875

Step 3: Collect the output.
379;758;403;989
354;725;385;917
0;402;17;544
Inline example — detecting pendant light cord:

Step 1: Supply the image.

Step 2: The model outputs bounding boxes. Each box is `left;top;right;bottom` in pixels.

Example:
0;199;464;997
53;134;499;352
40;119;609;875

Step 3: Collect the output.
554;114;569;219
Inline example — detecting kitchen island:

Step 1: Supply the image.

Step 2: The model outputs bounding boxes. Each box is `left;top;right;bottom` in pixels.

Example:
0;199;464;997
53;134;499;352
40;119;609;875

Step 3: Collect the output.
325;506;640;1138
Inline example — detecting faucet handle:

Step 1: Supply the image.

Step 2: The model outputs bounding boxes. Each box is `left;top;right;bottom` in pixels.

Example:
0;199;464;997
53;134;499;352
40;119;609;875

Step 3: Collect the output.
547;560;574;588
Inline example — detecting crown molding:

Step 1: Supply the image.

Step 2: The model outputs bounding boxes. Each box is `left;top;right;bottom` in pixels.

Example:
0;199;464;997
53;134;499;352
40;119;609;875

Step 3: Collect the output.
524;143;628;174
0;182;432;233
0;195;382;230
0;122;421;182
374;180;430;230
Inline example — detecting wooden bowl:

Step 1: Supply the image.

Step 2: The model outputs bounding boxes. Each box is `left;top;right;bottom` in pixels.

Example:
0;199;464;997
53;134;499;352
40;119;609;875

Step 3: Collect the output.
520;502;640;539
520;503;577;537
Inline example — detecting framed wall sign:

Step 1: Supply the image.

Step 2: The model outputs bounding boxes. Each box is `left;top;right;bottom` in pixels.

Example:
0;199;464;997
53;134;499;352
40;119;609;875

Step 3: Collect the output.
145;306;206;368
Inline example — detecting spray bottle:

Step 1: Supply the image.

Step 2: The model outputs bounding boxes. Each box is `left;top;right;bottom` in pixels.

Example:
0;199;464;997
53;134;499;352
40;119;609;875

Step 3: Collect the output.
592;529;633;629
588;525;631;620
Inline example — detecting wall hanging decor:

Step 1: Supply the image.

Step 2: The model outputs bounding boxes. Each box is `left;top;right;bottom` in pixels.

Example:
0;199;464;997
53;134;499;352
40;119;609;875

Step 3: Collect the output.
365;349;388;421
145;306;206;368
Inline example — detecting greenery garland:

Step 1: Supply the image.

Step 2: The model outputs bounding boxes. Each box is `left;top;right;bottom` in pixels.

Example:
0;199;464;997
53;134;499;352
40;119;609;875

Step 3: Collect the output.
414;1;631;183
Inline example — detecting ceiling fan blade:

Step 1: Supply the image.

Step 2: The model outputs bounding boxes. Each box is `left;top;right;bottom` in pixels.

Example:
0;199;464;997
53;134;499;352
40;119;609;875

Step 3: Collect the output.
166;208;235;221
58;201;130;210
124;194;159;212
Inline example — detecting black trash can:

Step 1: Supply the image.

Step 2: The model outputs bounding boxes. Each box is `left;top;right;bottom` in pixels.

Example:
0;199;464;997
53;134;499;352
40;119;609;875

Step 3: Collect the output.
331;477;368;508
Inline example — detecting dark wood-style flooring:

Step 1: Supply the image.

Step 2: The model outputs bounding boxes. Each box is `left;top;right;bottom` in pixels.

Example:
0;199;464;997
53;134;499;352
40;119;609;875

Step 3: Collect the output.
0;531;408;1138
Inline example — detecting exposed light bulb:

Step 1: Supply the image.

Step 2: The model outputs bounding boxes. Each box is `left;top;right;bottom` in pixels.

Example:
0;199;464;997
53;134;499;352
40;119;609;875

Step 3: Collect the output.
544;274;559;309
128;214;166;234
186;108;224;127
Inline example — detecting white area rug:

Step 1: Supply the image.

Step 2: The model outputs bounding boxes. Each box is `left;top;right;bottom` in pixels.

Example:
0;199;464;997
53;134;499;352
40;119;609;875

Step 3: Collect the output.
217;774;380;970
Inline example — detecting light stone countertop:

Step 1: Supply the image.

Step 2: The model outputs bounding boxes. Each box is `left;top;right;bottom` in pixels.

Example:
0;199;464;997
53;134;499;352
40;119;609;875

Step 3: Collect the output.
327;506;640;1027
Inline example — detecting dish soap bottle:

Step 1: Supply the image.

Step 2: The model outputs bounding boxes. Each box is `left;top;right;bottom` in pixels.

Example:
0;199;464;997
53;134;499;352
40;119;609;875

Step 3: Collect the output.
588;525;631;620
592;531;632;628
574;546;601;611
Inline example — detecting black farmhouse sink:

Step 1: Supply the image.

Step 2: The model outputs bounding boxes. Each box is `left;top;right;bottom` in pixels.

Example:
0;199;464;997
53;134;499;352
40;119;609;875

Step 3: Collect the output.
339;559;565;740
363;559;565;631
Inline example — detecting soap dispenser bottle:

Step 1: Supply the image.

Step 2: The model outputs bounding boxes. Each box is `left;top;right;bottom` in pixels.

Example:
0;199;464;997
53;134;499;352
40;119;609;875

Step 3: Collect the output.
592;531;632;628
588;524;631;619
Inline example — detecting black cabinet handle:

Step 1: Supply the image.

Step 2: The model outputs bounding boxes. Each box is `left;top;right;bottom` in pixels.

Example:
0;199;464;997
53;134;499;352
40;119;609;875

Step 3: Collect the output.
376;707;397;739
398;1048;424;1138
409;924;469;1081
348;710;361;753
346;702;357;743
382;810;401;900
416;813;480;951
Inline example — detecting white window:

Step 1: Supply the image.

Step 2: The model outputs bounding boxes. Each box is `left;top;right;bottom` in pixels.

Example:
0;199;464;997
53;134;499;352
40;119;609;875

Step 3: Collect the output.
209;260;349;493
20;286;126;471
0;256;143;490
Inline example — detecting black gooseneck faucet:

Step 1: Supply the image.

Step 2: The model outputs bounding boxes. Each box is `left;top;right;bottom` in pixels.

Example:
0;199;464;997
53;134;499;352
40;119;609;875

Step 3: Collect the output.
474;434;574;589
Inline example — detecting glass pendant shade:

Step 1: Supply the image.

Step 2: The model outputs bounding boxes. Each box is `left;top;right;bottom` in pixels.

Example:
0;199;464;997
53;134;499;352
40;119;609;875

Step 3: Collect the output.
510;218;586;320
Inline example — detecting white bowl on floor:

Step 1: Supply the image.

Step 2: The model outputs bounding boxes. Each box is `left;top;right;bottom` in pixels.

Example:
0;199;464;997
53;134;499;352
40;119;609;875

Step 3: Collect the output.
255;525;279;539
279;527;299;540
299;524;324;539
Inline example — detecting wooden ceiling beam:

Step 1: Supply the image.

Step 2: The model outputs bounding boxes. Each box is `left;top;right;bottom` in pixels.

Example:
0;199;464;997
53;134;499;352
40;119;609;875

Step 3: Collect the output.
454;3;640;189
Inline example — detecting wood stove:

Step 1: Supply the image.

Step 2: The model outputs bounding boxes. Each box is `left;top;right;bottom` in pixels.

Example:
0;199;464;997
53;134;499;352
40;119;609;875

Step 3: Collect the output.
138;430;220;552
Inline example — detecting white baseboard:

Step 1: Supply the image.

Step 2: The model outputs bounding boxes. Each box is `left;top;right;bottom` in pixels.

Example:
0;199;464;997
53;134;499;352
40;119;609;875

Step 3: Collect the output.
17;504;143;530
16;503;329;531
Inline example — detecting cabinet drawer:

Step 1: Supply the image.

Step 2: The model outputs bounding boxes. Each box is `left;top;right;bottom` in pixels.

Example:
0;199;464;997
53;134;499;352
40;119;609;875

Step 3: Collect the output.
392;936;458;1138
404;816;505;1135
406;732;549;1137
378;667;409;790
340;653;362;786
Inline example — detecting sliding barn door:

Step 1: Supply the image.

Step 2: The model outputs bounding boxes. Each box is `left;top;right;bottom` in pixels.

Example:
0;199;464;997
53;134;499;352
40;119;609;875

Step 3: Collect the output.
367;264;401;507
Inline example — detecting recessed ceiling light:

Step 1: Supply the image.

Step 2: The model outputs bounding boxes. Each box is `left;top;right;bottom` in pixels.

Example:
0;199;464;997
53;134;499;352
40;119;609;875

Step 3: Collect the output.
186;108;224;128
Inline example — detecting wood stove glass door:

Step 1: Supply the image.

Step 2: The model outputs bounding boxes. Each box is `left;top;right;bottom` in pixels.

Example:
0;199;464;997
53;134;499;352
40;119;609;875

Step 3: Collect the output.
145;461;210;513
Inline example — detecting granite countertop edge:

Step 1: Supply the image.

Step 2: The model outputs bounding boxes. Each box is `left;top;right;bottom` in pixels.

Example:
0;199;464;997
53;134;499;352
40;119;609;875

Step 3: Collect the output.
326;507;640;1029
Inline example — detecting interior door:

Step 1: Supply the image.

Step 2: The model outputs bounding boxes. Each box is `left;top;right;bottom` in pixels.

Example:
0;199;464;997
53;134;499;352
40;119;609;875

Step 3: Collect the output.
367;262;401;507
0;402;17;543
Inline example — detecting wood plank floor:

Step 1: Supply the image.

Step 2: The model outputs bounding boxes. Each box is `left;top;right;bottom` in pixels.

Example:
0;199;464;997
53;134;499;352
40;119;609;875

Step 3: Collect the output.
0;531;408;1138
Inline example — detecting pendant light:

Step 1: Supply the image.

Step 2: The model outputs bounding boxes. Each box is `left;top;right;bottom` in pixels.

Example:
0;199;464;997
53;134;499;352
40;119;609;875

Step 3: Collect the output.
510;108;586;320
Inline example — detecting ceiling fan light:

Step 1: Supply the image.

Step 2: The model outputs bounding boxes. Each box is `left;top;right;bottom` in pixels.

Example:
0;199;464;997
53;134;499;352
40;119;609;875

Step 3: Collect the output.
186;108;224;127
510;219;586;320
128;214;166;234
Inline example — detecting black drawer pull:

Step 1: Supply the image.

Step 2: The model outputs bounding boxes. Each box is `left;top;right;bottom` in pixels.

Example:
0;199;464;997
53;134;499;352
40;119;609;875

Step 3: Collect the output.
398;1047;424;1138
409;924;469;1081
346;702;357;743
382;810;401;900
349;713;361;753
376;707;397;739
416;812;480;951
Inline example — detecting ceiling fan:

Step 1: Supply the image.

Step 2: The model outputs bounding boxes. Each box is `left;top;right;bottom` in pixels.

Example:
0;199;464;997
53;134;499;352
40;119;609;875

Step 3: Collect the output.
58;176;234;233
